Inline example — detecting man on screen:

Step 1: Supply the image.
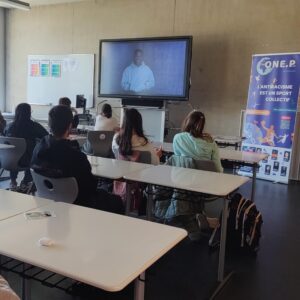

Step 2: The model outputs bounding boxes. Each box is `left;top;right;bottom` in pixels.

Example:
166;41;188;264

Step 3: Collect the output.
121;49;155;93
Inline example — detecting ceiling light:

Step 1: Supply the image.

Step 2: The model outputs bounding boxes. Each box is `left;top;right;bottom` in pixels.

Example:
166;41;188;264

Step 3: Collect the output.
0;0;31;11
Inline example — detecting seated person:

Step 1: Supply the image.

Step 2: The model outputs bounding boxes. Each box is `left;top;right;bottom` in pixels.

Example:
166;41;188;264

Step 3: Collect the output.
94;103;119;131
4;103;48;190
112;108;161;212
31;105;124;214
112;108;161;164
154;111;222;240
58;97;79;129
173;110;223;172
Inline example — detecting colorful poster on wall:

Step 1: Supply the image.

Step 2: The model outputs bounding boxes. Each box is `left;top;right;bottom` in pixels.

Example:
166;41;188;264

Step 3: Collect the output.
51;61;62;78
30;60;40;77
240;53;300;183
40;60;50;77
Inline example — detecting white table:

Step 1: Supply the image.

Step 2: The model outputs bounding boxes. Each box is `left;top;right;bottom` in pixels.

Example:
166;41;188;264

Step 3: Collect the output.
87;156;152;180
68;134;87;147
156;143;267;201
124;164;249;298
219;149;268;200
0;189;52;221
0;190;53;299
0;202;187;300
213;135;243;150
77;124;95;131
152;142;173;153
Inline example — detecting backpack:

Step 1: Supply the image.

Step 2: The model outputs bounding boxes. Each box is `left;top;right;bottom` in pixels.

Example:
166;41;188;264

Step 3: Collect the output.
226;193;263;256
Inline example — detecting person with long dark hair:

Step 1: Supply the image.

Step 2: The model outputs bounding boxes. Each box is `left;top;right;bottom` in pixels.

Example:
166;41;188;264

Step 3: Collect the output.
173;110;223;172
112;108;161;164
4;103;48;189
94;103;118;131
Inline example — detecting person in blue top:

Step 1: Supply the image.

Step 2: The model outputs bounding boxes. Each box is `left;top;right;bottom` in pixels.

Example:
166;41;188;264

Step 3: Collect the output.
173;110;223;173
121;49;155;93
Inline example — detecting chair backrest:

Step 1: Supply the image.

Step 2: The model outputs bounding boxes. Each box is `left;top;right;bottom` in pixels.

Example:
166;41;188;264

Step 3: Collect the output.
86;130;114;157
167;155;218;172
31;170;78;203
137;151;152;164
194;159;219;172
0;136;26;171
115;150;152;164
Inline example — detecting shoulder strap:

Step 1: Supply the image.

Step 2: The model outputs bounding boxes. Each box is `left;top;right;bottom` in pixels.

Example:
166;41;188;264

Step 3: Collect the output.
249;212;262;246
241;203;256;247
235;197;247;230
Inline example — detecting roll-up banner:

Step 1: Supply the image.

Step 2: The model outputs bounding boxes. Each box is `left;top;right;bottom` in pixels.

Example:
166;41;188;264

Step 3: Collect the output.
240;53;300;183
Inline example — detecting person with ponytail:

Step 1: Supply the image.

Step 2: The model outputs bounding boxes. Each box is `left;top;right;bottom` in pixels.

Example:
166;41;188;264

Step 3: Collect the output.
173;111;223;172
94;103;118;131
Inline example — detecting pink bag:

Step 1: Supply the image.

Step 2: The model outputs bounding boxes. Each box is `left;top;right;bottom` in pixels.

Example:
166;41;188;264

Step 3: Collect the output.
113;151;143;211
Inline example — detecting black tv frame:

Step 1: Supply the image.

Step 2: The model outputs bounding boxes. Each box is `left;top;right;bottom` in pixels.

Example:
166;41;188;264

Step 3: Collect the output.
98;36;193;101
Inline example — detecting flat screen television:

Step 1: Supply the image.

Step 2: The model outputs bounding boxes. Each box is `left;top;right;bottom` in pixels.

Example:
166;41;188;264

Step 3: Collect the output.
98;36;192;101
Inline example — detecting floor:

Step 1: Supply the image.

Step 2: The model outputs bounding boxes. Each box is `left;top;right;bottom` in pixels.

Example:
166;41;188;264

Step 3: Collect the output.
0;171;300;300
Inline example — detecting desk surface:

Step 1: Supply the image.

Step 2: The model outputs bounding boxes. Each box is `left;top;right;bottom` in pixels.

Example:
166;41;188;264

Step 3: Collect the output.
219;149;268;164
213;135;242;144
69;134;87;140
77;125;94;131
0;144;15;150
157;143;267;164
0;189;52;221
124;165;249;196
0;202;187;292
88;156;152;179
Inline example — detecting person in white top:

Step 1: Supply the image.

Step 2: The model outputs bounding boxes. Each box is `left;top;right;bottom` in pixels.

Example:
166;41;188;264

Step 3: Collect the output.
94;103;119;131
121;49;155;93
112;108;161;165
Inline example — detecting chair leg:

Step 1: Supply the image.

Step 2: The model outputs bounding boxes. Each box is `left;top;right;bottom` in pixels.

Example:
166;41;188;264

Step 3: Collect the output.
0;168;10;182
209;225;220;247
26;182;35;195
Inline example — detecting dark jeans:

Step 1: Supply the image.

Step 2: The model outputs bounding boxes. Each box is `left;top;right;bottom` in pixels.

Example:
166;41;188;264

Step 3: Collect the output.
75;189;125;215
10;169;32;184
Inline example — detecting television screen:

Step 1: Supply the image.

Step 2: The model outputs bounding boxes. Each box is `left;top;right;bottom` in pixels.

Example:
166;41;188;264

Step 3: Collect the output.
98;36;192;100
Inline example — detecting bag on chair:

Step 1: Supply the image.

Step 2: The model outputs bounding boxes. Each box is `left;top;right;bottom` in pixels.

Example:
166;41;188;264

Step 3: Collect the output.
227;193;263;256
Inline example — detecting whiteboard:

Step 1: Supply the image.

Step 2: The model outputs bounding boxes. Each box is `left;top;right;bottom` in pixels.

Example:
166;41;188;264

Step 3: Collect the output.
27;54;94;108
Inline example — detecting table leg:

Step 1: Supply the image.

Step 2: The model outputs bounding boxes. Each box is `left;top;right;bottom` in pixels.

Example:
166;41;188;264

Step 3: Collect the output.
210;198;233;300
22;264;31;300
0;168;9;182
134;272;145;300
218;198;228;282
146;185;153;221
125;182;132;215
251;164;257;201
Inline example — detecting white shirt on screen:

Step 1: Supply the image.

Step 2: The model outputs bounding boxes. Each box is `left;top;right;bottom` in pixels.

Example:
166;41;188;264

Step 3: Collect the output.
121;62;155;92
94;115;118;131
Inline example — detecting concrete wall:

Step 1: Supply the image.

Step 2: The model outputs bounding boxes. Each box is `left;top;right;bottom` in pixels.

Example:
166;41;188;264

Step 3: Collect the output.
0;8;5;111
5;0;300;135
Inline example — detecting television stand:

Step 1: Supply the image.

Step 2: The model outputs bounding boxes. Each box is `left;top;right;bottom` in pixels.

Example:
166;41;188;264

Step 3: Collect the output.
121;99;163;108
